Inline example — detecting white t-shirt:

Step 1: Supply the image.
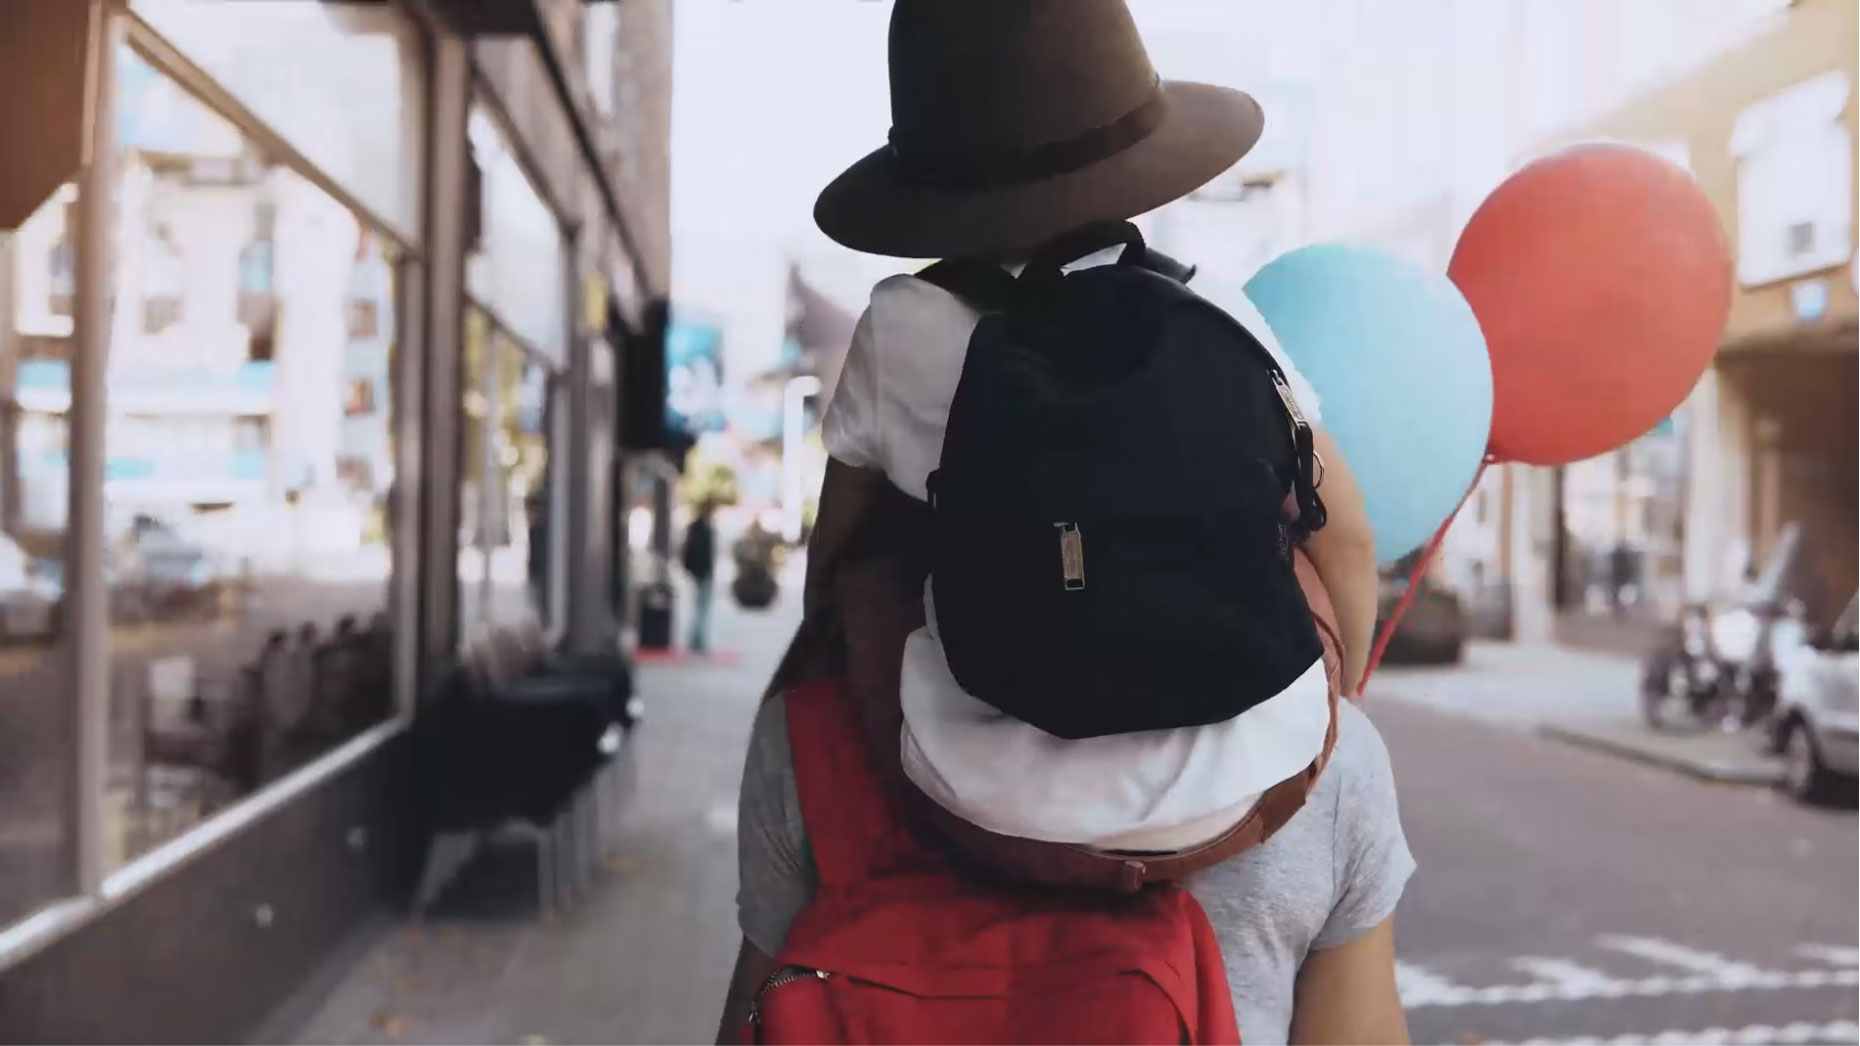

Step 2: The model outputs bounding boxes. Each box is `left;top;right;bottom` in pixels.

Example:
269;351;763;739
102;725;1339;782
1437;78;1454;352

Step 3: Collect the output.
821;249;1331;850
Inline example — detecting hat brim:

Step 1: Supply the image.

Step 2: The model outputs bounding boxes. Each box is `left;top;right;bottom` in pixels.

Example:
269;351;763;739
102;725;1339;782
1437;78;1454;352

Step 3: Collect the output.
815;81;1263;259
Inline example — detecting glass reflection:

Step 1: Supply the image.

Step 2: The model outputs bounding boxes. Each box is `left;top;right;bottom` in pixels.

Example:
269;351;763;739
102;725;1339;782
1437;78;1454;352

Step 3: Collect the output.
0;186;78;927
105;49;398;867
457;309;553;637
458;309;490;634
130;0;426;242
494;339;551;626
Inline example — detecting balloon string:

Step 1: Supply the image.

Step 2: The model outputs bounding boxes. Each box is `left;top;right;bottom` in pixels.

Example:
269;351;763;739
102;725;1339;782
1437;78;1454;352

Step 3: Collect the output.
1356;459;1492;697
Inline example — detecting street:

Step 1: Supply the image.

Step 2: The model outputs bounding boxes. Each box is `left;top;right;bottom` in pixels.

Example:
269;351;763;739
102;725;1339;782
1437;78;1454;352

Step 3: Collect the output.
289;585;1857;1046
1380;697;1856;1045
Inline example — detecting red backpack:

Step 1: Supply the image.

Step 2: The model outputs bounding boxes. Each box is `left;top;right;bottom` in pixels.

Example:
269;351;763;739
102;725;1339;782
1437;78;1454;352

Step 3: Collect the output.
741;679;1242;1045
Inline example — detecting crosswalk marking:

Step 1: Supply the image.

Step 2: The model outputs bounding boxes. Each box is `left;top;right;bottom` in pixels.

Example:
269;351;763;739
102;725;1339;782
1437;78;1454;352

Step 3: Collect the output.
1795;944;1860;968
1510;957;1628;995
1398;964;1856;1009
1396;961;1466;1007
1398;936;1860;1009
1598;935;1776;982
1503;1019;1860;1045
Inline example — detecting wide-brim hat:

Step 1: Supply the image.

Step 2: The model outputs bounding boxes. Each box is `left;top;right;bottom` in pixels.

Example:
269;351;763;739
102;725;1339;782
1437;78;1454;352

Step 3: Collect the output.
816;0;1264;259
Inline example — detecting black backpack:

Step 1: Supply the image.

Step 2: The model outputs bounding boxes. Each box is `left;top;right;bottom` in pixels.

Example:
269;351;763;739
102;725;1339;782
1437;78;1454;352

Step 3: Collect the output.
920;222;1327;740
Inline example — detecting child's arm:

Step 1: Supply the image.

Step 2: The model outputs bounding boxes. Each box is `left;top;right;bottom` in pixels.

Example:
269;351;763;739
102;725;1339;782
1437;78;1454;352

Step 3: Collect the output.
1302;426;1378;697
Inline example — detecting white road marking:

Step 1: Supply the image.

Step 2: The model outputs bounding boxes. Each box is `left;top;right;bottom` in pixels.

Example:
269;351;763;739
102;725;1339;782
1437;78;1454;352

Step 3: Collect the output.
1401;966;1856;1009
1503;1019;1860;1045
1395;961;1467;1007
1795;944;1860;968
1510;957;1628;995
1598;935;1776;982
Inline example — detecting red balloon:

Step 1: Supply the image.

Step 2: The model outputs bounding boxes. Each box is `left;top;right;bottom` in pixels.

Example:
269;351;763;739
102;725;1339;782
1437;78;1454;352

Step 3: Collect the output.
1449;144;1732;466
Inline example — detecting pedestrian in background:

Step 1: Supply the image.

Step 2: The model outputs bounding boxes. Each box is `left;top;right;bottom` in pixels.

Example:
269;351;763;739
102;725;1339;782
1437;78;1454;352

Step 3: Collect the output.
682;498;718;654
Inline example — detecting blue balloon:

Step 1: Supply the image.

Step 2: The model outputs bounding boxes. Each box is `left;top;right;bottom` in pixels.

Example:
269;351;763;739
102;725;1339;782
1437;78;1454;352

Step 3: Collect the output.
1245;245;1492;563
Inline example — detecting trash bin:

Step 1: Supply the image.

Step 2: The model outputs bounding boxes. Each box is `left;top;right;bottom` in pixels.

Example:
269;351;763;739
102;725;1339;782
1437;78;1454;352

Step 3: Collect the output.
637;581;674;650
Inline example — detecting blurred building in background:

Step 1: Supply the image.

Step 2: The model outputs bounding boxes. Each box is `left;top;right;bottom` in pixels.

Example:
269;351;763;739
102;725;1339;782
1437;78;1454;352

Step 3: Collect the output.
0;1;671;1040
1158;0;1857;648
1511;0;1857;646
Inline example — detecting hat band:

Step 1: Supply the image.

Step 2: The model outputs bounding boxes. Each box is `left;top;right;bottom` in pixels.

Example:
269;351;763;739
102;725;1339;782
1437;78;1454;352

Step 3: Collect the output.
888;81;1168;192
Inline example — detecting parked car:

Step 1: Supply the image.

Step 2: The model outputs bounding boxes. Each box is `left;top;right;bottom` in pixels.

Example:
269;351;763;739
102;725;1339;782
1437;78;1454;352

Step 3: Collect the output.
108;514;226;622
0;534;61;642
1375;556;1467;665
1770;594;1857;805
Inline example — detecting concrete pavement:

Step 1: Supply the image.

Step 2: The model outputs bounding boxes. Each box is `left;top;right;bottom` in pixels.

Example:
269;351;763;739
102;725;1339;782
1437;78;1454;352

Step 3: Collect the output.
1371;641;1791;787
284;567;802;1045
1366;641;1646;727
1379;698;1857;1045
282;593;1855;1045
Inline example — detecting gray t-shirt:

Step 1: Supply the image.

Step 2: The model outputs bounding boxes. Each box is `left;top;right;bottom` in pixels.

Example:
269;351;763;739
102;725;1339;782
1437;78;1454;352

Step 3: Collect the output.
736;695;1415;1045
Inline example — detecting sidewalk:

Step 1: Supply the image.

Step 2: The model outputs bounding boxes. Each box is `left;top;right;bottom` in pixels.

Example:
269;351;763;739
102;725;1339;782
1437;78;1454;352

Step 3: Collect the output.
1369;641;1784;786
281;568;805;1044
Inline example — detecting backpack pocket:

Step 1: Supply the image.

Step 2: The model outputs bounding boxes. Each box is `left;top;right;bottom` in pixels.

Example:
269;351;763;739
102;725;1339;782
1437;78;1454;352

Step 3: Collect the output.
932;494;1320;739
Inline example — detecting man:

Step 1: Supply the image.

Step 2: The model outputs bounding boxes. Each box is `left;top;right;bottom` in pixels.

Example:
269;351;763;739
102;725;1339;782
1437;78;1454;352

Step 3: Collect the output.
720;2;1409;1040
721;493;1411;1043
681;499;717;654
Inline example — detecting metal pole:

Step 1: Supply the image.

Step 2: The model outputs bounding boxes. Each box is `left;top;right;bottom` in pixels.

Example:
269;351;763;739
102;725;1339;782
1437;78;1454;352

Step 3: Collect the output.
69;0;120;895
564;235;593;653
418;32;470;668
0;232;18;535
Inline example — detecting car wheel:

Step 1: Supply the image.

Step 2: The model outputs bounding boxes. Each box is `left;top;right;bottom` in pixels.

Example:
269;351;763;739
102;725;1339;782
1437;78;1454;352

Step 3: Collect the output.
1781;716;1845;806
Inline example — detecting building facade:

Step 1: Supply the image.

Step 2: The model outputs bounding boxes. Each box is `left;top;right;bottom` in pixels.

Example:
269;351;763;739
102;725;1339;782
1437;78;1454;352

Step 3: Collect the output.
1580;0;1856;631
1248;0;1854;646
0;2;671;1039
1512;0;1858;644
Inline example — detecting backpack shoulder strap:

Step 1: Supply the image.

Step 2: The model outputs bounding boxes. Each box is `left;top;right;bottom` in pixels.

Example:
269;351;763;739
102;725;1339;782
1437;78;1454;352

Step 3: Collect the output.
915;258;1020;312
1148;272;1328;536
781;680;928;888
1124;243;1197;284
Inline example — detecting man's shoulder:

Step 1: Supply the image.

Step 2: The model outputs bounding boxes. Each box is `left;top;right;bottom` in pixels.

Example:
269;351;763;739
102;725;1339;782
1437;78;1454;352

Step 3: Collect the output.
1278;700;1394;833
1330;700;1395;785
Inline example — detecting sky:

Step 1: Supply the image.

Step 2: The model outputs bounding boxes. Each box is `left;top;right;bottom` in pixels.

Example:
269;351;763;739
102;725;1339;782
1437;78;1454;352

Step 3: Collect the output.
667;1;1321;384
665;0;1772;385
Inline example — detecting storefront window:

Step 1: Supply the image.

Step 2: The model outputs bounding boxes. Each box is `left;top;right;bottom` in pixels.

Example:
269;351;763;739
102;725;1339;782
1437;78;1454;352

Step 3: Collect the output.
103;50;399;868
457;308;555;637
130;0;426;243
0;189;79;928
465;104;567;366
458;310;491;635
1557;421;1690;622
495;341;552;626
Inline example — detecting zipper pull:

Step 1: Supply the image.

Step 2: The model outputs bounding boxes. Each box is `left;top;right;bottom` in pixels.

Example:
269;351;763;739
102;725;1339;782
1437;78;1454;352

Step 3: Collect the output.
748;967;829;1026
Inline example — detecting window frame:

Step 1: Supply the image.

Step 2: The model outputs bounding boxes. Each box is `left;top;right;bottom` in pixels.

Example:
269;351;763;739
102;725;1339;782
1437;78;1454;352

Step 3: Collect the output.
0;1;432;973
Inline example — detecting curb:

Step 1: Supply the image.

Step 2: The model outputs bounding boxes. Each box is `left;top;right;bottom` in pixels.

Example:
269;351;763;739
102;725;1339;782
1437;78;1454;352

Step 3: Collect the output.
1536;723;1785;787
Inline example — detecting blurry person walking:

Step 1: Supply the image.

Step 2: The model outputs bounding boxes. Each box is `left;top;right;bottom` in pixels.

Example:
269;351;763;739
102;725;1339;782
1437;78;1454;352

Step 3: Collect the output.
682;499;718;654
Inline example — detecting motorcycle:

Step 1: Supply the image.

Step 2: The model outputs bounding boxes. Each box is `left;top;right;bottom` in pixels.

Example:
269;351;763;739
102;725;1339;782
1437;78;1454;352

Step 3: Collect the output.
1642;523;1808;734
1641;604;1740;732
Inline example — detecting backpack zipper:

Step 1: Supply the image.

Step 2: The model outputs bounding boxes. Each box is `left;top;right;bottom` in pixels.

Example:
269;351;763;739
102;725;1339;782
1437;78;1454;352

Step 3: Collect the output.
747;965;830;1026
